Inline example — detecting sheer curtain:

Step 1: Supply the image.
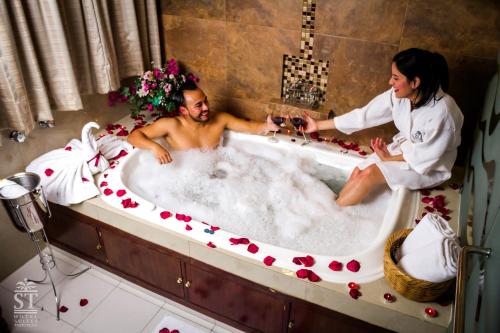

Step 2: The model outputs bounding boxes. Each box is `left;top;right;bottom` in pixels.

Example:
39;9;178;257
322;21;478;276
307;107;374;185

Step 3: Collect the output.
0;0;161;135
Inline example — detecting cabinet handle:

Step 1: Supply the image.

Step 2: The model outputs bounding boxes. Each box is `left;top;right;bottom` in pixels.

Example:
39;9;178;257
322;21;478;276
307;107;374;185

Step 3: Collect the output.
176;277;183;284
184;281;191;288
96;243;102;250
288;321;294;329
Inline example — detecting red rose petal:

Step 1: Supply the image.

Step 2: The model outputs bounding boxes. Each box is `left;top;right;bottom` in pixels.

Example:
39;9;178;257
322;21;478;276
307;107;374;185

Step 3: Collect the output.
160;211;172;219
441;215;451;221
346;260;361;272
359;151;367;156
110;150;128;160
104;174;108;178
82;177;89;182
424;206;435;212
308;271;321;282
103;188;113;196
349;289;361;300
159;328;170;333
425;307;438;317
64;146;72;151
247;243;259;254
175;213;185;221
301;255;315;267
229;237;250;245
328;260;343;271
183;215;192;222
116;129;129;137
420;189;431;196
292;257;302;265
171;330;179;333
263;256;275;266
185;224;192;231
44;168;54;176
449;183;462;190
100;181;108;187
210;226;220;231
121;198;139;209
421;197;433;204
116;189;127;197
207;241;216;248
79;298;88;306
310;132;319;140
296;269;309;279
383;293;395;303
348;282;359;289
59;305;68;312
415;219;421;224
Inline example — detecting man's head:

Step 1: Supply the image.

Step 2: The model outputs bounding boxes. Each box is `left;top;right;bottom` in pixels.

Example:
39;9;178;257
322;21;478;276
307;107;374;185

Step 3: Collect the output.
173;80;210;122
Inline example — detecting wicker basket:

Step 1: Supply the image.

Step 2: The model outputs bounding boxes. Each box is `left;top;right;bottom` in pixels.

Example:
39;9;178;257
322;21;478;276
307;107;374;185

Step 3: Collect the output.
383;228;454;302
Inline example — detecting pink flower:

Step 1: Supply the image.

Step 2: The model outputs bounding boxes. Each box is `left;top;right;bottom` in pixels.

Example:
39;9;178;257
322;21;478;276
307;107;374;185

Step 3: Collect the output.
153;67;160;79
147;104;153;112
166;58;180;75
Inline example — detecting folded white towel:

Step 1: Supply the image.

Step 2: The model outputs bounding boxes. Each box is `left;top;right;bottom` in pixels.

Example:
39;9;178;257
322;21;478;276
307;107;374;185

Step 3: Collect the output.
401;213;457;258
398;237;460;283
0;179;30;199
96;134;132;160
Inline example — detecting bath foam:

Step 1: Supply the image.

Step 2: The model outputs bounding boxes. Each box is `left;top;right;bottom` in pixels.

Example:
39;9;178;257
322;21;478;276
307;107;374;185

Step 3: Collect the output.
124;140;390;256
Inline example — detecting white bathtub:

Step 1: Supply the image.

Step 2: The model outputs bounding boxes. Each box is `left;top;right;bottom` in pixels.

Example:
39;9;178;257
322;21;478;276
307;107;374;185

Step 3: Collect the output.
98;131;417;284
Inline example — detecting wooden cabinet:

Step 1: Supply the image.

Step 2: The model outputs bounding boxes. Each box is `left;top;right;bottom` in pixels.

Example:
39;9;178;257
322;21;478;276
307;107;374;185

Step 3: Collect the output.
185;259;287;333
48;205;392;333
46;205;106;264
100;227;185;300
288;300;393;333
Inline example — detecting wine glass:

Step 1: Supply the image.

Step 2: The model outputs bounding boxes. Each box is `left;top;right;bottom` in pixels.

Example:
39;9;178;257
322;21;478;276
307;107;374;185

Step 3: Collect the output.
268;108;286;143
289;110;309;145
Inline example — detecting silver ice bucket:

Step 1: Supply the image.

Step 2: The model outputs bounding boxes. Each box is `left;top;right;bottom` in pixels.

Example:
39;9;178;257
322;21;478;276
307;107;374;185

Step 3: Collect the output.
0;172;51;233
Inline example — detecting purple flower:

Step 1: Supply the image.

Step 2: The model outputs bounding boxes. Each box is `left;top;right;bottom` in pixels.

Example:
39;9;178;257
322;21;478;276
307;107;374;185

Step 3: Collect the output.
187;73;200;83
153;67;160;79
166;58;180;75
107;91;121;106
151;83;157;89
143;83;150;92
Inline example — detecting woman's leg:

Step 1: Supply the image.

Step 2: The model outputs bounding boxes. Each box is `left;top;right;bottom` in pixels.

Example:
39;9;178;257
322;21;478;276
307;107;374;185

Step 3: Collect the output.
337;164;387;206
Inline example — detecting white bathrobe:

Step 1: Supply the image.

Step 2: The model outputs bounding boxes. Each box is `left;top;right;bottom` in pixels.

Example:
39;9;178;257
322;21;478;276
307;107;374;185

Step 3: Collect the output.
334;88;463;190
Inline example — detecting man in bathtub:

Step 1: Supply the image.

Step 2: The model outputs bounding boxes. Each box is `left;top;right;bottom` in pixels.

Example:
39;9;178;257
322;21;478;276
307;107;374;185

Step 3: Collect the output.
128;80;280;164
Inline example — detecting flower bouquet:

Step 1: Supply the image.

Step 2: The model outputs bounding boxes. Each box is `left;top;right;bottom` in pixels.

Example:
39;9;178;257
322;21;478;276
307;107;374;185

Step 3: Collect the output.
108;59;199;117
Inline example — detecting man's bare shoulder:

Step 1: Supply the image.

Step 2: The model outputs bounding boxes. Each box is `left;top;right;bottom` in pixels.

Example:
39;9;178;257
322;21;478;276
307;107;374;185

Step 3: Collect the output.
213;111;240;123
151;116;182;128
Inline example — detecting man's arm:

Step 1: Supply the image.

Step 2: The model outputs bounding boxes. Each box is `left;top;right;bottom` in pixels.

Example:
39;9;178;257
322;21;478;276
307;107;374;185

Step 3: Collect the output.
219;112;279;135
127;118;175;164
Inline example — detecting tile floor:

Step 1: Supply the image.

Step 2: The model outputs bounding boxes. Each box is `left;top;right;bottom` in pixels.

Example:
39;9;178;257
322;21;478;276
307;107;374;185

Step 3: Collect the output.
0;247;244;333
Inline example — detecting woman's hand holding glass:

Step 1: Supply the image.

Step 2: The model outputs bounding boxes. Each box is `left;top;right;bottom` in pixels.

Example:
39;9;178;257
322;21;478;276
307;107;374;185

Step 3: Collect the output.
302;112;319;133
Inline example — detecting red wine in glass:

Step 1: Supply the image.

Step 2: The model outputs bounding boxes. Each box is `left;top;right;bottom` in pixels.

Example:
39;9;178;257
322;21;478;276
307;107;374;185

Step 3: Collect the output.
272;116;286;126
291;117;307;129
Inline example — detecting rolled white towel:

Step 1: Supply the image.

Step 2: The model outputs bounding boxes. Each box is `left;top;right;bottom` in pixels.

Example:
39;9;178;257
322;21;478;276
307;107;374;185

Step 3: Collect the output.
0;179;30;199
398;237;460;283
401;213;457;258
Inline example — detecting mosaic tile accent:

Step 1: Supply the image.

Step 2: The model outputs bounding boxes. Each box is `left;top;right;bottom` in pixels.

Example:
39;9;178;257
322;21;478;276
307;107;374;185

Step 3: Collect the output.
281;0;329;104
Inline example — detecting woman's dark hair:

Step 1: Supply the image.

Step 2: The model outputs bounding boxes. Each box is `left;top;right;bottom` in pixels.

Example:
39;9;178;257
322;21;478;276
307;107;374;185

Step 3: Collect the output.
392;48;449;108
171;79;199;110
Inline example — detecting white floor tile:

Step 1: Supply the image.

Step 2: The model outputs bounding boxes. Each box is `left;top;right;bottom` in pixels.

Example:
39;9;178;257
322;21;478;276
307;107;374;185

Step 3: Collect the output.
46;247;85;269
78;286;159;333
0;285;16;329
1;255;80;300
35;270;117;326
162;299;215;331
118;280;166;307
141;309;211;333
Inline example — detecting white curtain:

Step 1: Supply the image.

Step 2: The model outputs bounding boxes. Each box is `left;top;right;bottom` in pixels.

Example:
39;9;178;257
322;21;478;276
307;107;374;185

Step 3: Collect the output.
0;0;161;135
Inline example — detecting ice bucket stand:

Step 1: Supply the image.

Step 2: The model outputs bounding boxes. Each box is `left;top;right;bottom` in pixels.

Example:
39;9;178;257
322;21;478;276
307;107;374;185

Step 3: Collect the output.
0;172;89;320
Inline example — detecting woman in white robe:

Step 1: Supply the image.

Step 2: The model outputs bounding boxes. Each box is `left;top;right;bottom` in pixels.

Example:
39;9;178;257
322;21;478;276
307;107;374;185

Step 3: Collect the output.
304;48;464;206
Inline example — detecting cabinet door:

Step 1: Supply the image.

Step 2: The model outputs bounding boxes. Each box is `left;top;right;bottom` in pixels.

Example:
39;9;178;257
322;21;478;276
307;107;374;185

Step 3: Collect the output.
185;260;286;333
100;227;184;300
46;204;107;263
288;300;393;333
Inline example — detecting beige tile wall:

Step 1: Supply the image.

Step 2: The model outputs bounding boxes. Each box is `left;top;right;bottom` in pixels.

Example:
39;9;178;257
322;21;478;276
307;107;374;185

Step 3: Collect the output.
161;0;500;150
0;94;129;280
